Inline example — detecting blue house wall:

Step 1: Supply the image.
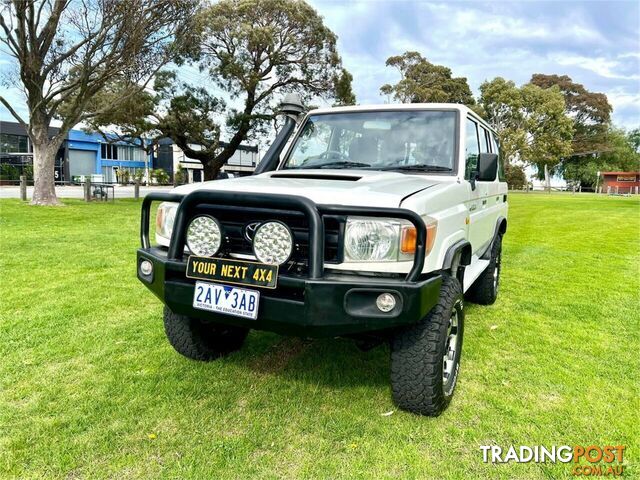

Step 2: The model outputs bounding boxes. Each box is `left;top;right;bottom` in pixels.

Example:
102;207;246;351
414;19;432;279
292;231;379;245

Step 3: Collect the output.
66;129;150;175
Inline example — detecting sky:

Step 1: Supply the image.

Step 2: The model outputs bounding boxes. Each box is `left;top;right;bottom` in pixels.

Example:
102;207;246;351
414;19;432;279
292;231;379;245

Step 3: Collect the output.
1;0;639;129
307;0;640;128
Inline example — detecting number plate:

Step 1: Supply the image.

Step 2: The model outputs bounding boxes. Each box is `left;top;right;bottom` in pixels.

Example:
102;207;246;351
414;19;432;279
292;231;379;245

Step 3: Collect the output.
192;281;260;320
186;256;278;289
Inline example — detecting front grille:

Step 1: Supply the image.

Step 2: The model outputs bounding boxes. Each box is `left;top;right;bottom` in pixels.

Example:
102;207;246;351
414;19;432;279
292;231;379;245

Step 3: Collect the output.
192;205;344;275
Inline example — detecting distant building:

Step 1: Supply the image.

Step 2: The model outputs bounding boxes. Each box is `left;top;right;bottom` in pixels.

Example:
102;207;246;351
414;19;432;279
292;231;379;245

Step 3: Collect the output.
0;121;149;183
0;121;65;182
0;120;258;184
600;172;640;194
155;139;258;183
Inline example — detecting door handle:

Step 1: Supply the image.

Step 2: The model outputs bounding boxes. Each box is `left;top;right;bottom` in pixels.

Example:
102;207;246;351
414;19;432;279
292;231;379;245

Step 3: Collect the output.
482;199;487;205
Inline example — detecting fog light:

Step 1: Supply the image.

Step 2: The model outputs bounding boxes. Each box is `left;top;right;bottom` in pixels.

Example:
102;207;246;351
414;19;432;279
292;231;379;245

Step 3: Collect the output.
140;260;153;276
376;293;396;312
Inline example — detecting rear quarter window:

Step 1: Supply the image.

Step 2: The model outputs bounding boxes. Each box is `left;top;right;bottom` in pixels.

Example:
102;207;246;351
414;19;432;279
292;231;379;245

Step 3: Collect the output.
490;132;505;182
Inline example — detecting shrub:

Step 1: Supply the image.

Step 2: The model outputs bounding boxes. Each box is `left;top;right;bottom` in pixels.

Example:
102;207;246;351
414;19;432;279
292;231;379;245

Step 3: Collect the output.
505;163;527;190
131;169;145;184
0;164;20;181
174;165;186;185
151;169;170;185
116;169;130;185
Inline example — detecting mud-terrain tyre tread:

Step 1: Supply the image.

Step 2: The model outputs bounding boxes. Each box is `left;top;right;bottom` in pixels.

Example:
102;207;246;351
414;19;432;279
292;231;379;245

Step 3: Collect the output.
163;306;249;361
390;275;464;416
466;235;502;305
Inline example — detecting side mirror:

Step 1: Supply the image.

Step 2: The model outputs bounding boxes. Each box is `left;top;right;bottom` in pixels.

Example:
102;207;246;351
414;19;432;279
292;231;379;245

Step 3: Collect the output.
477;153;498;181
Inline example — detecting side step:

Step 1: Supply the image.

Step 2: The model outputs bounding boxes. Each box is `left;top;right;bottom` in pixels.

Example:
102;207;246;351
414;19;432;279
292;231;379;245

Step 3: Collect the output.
463;257;490;292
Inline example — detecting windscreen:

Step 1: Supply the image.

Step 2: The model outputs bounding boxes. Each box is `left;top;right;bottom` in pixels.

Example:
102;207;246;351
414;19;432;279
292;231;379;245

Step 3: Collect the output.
283;110;456;172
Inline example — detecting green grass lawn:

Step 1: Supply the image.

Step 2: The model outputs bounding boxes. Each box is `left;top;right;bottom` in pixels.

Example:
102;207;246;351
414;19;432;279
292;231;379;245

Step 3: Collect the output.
0;193;638;479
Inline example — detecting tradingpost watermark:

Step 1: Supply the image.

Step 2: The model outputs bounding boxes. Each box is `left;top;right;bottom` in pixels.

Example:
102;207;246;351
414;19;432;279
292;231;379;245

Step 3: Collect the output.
480;445;627;476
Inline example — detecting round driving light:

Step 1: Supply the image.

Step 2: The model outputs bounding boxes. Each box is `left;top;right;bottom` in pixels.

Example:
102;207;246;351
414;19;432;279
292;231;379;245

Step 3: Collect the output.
252;221;293;265
376;293;396;312
140;260;153;276
186;215;222;257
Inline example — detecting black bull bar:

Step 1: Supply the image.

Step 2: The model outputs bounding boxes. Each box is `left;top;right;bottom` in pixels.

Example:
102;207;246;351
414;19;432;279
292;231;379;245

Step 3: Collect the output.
140;190;427;282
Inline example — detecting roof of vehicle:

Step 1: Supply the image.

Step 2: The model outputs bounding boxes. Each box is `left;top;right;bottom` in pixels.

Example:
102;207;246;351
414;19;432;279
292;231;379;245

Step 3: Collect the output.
307;103;496;134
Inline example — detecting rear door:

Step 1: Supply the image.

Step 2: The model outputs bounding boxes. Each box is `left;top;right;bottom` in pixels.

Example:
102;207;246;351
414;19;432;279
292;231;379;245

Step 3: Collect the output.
476;125;502;246
464;119;496;254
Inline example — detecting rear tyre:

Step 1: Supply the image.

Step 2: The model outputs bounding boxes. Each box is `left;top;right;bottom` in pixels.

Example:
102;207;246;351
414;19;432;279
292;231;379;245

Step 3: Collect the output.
390;275;464;416
466;235;502;305
163;306;249;361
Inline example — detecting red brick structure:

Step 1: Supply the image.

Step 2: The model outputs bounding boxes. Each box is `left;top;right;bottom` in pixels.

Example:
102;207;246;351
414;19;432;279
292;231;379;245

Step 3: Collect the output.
600;172;640;194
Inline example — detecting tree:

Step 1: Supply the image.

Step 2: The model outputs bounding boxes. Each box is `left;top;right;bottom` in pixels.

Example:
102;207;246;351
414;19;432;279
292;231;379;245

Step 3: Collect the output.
626;128;640;153
478;77;574;189
333;68;356;106
504;162;527;190
530;74;612;156
380;51;475;106
561;127;640;189
0;0;193;205
89;0;353;180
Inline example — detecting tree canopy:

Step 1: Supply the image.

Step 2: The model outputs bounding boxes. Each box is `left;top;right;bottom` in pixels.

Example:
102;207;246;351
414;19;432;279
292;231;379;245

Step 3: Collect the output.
0;0;194;204
530;74;612;156
90;0;354;180
478;77;574;179
561;128;640;188
380;51;475;106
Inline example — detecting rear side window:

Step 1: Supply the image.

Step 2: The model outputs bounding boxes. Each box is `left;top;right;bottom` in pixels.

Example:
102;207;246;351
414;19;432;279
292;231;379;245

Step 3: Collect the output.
490;132;505;181
479;126;491;153
465;119;479;179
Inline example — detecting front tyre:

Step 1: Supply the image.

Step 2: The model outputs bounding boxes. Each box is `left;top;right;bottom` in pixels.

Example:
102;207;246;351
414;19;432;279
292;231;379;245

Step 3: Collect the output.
466;235;502;305
390;276;464;416
163;306;249;361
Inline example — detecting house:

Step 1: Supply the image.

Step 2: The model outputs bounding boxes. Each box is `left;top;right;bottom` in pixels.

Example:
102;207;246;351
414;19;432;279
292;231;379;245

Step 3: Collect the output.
0;120;259;184
600;171;640;194
0;121;149;183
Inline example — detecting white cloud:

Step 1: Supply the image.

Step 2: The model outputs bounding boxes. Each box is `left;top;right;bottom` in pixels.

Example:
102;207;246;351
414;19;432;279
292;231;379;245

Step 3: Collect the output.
419;2;607;45
607;88;640;128
550;53;640;80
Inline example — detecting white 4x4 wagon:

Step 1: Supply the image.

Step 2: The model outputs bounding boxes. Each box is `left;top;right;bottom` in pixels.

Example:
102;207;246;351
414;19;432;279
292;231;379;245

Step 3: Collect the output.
137;100;508;416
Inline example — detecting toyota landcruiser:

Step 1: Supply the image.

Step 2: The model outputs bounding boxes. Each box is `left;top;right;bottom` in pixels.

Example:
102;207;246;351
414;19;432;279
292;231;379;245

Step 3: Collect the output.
137;98;508;416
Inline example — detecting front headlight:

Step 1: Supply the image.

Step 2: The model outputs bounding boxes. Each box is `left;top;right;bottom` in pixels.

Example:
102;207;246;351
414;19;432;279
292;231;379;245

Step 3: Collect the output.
343;216;437;263
156;202;178;242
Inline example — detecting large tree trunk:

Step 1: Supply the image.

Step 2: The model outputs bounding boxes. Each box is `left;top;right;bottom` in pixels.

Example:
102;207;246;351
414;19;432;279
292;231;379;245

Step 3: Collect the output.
30;125;63;206
203;160;220;181
544;164;551;193
202;122;253;181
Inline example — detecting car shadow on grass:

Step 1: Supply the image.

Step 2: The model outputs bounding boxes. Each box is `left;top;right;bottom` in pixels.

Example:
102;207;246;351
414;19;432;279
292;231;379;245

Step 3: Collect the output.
227;332;391;388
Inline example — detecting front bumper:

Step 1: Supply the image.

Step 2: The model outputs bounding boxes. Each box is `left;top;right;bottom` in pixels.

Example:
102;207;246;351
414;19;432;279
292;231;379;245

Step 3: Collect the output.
138;247;442;338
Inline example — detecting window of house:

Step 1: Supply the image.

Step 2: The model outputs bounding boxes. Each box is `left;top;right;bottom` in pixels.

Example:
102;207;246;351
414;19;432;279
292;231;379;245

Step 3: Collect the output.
0;133;29;153
101;143;118;160
117;145;145;162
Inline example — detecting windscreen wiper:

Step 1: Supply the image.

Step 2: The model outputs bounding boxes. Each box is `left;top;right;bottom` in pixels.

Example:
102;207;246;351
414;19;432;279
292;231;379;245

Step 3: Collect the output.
302;161;371;169
381;164;452;172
